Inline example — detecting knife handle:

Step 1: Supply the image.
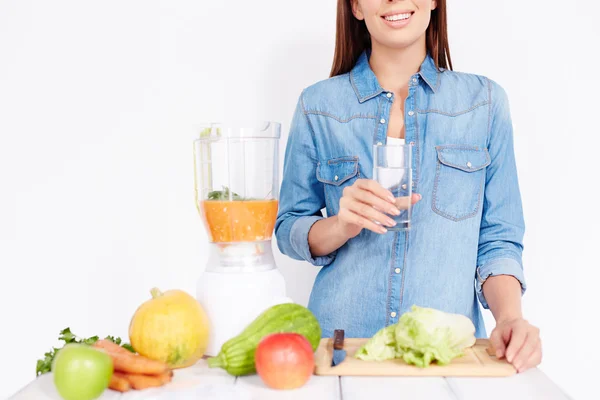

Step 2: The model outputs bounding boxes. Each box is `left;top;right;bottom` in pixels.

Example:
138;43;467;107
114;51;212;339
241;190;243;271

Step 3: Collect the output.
333;329;344;350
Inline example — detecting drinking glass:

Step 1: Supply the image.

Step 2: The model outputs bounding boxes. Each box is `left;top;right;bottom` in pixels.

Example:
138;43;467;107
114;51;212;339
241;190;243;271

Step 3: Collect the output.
373;143;413;231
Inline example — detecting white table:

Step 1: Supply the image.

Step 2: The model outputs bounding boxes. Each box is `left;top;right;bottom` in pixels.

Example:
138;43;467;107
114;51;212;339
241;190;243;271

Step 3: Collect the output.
9;360;572;400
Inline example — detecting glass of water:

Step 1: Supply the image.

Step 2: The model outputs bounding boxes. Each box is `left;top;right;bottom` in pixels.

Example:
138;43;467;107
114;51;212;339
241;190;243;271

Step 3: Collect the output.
373;143;413;231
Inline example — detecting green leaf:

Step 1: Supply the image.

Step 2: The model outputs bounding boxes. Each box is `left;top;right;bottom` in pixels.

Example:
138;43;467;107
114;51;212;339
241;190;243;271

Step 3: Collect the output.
82;336;99;345
121;343;135;353
104;335;122;345
58;328;77;343
354;324;398;362
207;186;243;201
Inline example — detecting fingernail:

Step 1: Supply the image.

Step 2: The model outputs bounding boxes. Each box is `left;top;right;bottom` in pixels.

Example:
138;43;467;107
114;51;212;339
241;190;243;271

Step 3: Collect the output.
417;194;422;200
387;219;396;227
379;227;388;234
390;208;400;216
388;194;395;203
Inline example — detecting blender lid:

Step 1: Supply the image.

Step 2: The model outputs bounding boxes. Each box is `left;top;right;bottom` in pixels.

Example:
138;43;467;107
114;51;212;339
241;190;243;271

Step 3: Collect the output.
197;121;281;140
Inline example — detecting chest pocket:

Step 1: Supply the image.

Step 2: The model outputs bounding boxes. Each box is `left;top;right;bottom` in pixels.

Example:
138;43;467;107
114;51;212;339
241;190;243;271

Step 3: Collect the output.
432;145;491;221
317;156;360;216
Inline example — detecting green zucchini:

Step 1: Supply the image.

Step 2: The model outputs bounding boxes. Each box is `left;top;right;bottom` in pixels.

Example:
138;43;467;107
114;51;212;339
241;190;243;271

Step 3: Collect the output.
206;303;322;376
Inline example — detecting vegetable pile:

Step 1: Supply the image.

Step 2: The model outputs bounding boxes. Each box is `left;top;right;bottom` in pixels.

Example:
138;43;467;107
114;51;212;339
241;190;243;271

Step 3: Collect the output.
355;305;476;367
36;328;134;376
37;328;173;394
35;293;322;396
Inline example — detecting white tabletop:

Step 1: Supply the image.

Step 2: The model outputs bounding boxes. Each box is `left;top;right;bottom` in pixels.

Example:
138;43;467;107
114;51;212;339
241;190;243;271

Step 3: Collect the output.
8;360;572;400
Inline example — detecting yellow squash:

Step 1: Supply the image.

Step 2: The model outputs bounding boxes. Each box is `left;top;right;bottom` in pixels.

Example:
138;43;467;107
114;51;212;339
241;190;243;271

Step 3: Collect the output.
129;287;210;369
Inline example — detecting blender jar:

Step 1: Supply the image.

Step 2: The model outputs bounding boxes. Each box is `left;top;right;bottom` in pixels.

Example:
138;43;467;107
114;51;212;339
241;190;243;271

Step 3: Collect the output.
193;121;280;272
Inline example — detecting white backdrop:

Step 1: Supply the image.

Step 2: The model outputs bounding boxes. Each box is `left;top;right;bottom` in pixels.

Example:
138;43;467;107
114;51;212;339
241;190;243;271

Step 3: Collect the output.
1;1;598;399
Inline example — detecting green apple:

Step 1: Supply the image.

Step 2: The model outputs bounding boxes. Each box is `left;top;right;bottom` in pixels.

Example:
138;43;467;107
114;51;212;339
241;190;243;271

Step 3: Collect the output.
52;344;113;400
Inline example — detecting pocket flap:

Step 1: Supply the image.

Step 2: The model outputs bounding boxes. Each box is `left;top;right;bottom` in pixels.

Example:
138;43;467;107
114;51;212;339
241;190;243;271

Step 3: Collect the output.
436;146;491;172
317;156;359;186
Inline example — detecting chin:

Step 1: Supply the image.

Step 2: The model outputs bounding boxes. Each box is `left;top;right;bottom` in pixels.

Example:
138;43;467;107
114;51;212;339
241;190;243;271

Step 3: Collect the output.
372;24;427;49
377;35;424;50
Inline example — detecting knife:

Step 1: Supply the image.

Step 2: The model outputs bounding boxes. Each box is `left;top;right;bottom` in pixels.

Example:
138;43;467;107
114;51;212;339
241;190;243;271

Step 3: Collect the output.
331;329;346;367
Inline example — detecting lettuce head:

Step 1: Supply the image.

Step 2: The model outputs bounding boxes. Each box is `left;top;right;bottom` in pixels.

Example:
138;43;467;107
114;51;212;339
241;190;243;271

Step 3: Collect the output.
354;305;476;367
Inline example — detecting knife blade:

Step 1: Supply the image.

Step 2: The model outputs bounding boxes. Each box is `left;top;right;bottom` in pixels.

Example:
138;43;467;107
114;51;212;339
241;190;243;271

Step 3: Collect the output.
331;329;346;367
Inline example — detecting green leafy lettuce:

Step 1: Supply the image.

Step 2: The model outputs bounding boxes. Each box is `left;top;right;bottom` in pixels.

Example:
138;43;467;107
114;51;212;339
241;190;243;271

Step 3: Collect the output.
354;324;397;362
355;305;476;367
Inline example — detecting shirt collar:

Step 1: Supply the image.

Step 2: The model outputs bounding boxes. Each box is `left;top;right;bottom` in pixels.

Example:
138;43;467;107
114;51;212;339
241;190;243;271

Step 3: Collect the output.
350;50;441;102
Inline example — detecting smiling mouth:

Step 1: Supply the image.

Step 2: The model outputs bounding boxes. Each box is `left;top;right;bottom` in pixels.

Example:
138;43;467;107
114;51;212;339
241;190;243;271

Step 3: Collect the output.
382;12;414;22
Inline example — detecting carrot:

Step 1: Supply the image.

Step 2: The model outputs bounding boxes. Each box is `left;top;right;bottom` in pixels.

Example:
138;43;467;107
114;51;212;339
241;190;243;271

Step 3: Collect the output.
160;370;174;384
93;341;169;375
93;339;135;355
108;372;131;392
109;351;168;375
124;371;173;390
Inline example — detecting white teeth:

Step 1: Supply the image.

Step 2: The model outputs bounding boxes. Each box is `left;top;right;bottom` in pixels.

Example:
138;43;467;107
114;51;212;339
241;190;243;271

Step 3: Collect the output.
384;13;411;21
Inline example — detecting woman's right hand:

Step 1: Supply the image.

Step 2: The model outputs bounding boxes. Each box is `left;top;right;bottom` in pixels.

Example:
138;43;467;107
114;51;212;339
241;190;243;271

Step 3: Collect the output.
335;179;421;238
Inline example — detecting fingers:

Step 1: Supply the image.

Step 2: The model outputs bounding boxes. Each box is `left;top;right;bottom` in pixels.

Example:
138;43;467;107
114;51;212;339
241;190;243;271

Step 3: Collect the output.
519;343;542;373
493;319;542;373
505;325;527;363
338;207;388;234
339;179;423;235
513;335;540;372
353;179;422;211
394;193;422;209
356;179;396;203
347;185;401;216
489;327;508;359
512;326;541;372
341;197;396;229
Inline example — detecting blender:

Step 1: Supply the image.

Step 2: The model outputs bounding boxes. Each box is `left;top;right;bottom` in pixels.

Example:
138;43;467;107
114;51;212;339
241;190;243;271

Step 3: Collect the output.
193;121;292;356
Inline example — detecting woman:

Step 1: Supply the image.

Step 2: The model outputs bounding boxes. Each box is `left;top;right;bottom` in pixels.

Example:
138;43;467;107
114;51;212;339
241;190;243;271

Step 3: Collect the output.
275;0;542;372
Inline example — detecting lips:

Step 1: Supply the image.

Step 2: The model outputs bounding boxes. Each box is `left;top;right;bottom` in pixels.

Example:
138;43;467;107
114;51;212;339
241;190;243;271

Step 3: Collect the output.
380;10;414;28
383;12;413;21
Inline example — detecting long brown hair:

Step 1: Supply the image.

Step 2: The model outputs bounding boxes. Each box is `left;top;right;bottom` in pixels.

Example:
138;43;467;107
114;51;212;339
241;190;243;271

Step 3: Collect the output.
329;0;453;77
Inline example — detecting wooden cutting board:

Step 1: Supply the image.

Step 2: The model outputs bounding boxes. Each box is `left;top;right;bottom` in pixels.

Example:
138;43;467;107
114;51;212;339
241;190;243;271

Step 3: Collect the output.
314;338;516;377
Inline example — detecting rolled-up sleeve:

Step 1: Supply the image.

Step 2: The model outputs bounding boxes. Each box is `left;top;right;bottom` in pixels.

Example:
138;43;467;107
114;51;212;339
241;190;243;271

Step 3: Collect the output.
274;91;336;267
476;80;527;309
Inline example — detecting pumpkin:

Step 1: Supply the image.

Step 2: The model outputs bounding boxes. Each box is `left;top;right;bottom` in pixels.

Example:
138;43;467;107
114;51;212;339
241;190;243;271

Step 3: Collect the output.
129;287;210;369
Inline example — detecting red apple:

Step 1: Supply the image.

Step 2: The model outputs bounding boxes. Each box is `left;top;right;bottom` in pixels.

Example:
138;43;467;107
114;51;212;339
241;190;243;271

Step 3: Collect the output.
255;333;315;390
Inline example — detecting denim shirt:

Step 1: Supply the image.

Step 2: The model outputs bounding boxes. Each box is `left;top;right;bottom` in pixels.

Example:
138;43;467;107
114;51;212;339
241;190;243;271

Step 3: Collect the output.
275;51;526;339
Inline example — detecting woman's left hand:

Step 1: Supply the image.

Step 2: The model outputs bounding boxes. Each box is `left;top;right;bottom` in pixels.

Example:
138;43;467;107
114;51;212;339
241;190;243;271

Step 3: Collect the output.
489;318;542;373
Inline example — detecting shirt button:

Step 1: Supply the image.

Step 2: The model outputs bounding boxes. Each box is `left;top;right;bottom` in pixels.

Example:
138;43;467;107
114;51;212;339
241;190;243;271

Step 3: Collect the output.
377;141;383;145
412;78;418;83
466;161;472;168
401;184;407;190
380;118;386;124
390;312;397;318
334;175;339;181
395;268;400;274
386;92;392;98
408;111;415;116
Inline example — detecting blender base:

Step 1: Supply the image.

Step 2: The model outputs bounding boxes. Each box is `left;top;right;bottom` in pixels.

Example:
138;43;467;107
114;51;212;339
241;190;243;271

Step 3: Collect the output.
196;268;293;357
